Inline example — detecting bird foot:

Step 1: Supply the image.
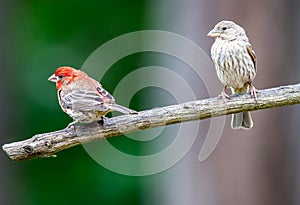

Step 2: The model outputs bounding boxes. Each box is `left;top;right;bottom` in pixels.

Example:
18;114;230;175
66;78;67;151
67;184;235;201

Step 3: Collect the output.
67;121;77;128
249;84;259;103
97;116;107;126
130;110;139;115
218;86;230;103
66;121;77;134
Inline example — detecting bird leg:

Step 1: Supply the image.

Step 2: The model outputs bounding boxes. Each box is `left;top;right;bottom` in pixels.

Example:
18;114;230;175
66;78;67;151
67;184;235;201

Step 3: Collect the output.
249;83;259;102
218;85;230;102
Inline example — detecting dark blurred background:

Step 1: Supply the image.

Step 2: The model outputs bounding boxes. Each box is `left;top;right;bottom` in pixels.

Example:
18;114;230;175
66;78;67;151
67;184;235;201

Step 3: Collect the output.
1;0;299;205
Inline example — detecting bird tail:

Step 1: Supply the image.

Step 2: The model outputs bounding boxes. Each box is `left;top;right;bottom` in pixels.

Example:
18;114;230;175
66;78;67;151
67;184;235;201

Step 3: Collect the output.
107;104;138;115
231;85;253;129
231;112;253;129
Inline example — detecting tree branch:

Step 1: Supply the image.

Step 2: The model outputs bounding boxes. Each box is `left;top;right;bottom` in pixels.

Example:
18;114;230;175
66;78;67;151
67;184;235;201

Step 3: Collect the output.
3;83;300;161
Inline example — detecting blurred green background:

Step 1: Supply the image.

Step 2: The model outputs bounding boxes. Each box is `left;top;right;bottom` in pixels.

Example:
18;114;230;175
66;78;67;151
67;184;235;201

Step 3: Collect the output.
1;0;300;205
3;1;148;205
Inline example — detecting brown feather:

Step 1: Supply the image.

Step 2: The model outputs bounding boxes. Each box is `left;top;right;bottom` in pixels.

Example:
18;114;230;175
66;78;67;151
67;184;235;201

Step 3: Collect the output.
246;45;257;72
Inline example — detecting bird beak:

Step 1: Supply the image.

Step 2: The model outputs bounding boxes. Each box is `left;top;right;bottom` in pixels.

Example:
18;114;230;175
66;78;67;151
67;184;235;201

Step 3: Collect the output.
207;29;219;38
48;74;57;82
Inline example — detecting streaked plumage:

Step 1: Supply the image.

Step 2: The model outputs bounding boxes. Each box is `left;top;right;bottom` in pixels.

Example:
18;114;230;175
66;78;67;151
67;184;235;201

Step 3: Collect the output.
48;66;137;126
207;20;258;129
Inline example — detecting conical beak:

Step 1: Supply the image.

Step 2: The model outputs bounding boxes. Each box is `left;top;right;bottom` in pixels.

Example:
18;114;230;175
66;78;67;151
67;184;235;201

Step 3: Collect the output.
48;74;57;82
207;29;219;38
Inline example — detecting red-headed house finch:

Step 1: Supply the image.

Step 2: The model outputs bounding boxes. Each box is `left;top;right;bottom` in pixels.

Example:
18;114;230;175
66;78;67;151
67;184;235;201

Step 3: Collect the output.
207;20;258;129
48;66;137;127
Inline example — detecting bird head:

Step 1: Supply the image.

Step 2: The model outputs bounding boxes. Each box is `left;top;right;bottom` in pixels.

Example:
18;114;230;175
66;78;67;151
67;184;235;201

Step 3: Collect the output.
207;20;247;41
48;66;78;89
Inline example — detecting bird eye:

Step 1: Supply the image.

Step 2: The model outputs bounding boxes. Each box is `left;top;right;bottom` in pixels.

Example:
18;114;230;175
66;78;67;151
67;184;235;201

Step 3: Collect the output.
58;74;64;79
222;27;227;31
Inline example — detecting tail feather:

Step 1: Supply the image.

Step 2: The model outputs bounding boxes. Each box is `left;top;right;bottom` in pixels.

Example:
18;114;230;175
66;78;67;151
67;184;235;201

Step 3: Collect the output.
242;111;253;129
231;112;253;130
231;86;253;130
107;104;138;114
231;113;243;129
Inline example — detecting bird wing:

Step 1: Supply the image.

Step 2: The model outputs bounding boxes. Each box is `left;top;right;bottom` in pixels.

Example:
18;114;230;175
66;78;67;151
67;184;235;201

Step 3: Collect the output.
246;44;257;72
59;84;115;112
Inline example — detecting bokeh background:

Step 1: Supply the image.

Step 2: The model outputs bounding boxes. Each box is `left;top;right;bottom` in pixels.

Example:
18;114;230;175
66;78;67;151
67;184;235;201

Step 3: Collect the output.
1;0;299;205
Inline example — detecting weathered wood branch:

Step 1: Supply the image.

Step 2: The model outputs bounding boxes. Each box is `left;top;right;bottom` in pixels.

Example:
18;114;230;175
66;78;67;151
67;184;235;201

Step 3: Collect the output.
3;83;300;161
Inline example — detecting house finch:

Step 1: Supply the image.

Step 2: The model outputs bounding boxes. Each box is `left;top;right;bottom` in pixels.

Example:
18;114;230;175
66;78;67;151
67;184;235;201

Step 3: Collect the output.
48;66;137;127
207;20;258;129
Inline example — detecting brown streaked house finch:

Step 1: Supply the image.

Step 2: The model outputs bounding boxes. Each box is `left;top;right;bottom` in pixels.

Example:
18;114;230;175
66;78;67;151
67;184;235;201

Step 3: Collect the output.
207;20;258;129
48;66;137;127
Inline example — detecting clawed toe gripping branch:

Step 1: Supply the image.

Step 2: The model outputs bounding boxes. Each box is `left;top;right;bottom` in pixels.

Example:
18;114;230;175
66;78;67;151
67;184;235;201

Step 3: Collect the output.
2;83;300;161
